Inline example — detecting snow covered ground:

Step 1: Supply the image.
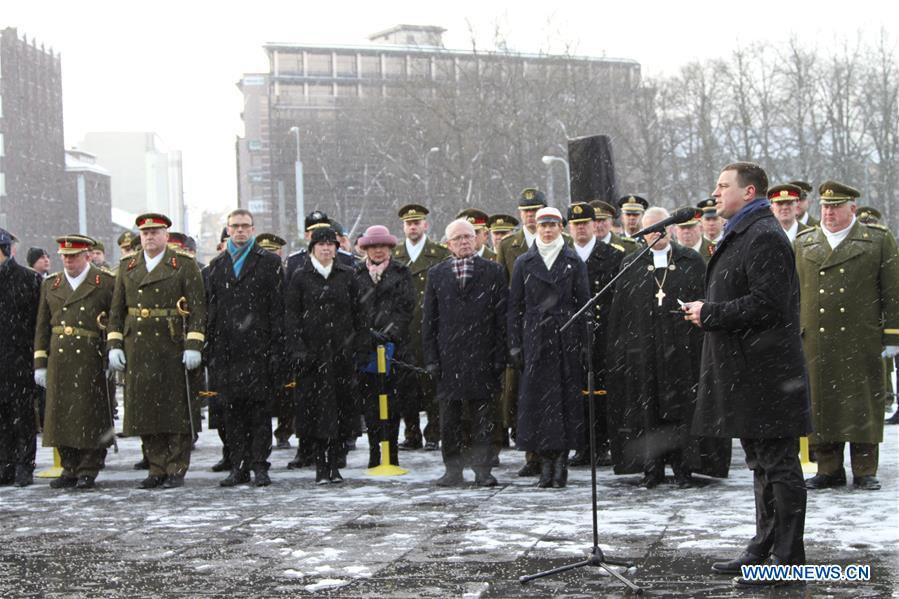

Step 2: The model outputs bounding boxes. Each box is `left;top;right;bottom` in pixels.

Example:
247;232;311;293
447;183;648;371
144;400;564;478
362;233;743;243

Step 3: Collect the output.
1;400;897;597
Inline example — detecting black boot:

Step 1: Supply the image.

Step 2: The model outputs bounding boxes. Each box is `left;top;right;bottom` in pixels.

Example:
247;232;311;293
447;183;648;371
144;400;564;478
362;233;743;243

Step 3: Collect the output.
536;454;553;488
0;465;14;485
315;446;329;485
517;459;540;477
552;452;568;488
133;456;149;470
474;468;498;487
569;451;590;467
211;457;232;472
13;466;33;488
367;433;380;468
327;442;343;484
220;467;250;487
886;410;899;425
436;456;465;486
253;467;271;487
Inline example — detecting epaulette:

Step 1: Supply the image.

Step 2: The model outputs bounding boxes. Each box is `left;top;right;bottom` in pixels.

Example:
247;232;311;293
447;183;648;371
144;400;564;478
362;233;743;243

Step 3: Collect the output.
127;257;138;271
99;266;116;277
175;249;195;259
610;243;625;253
51;272;62;289
862;222;889;232
796;227;817;239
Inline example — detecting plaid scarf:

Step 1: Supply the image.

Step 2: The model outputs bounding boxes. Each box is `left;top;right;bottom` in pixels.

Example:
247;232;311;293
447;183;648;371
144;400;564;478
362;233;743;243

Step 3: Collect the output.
452;255;475;289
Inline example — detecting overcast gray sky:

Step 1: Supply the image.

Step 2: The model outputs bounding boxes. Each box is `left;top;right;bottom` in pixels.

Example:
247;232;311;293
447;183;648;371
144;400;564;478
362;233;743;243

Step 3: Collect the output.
4;0;896;233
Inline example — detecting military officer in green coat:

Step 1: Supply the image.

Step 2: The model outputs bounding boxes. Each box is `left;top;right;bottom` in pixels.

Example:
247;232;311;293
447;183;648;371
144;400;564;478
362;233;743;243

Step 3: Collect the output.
673;206;715;262
487;214;518;253
393;204;450;450
789;180;820;227
107;213;206;489
33;236;116;489
457;208;496;260
794;181;899;491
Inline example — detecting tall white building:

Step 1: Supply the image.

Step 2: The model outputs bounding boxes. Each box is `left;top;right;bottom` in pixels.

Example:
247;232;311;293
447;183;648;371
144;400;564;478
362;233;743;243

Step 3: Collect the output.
78;132;186;232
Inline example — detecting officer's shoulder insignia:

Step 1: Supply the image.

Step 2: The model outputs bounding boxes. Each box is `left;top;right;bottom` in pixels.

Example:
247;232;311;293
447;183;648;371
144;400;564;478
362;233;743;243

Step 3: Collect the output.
170;255;179;269
288;248;306;258
796;227;817;239
127;257;137;271
175;249;194;259
51;272;63;289
100;266;116;277
94;273;102;286
610;243;625;252
863;222;888;232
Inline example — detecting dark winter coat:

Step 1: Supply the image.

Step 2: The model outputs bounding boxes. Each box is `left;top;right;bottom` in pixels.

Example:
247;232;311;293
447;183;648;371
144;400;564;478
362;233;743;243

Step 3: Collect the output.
582;239;625;385
607;243;729;477
353;259;415;365
0;257;42;394
286;260;364;440
508;243;589;453
692;208;811;439
204;242;286;397
422;256;508;400
285;247;355;284
34;266;115;449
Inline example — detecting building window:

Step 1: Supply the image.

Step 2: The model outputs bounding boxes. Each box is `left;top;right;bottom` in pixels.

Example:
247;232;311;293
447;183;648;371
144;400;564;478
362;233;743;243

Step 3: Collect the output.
276;52;301;75
384;55;405;79
0;132;4;157
336;54;357;77
336;83;358;98
308;83;333;97
360;55;380;78
408;56;430;80
0;172;5;197
248;139;263;151
306;52;332;77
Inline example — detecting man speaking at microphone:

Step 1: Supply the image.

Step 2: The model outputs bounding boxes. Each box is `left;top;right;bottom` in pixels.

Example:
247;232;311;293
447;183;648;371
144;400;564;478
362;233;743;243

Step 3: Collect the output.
683;162;810;587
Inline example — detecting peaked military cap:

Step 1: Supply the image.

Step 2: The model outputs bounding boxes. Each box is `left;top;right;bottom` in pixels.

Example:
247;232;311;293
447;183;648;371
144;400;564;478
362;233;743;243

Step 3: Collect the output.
456;208;489;229
398;204;429;221
768;183;803;203
856;206;882;224
589;200;617;220
167;232;188;250
328;220;345;236
697;198;718;217
567;202;595;224
55;234;96;255
257;233;287;252
788;180;813;200
135;213;172;230
93;240;106;252
818;180;860;204
0;228;13;246
617;195;649;214
487;214;518;232
518;188;547;210
219;227;230;243
305;210;331;231
117;231;135;250
674;206;700;226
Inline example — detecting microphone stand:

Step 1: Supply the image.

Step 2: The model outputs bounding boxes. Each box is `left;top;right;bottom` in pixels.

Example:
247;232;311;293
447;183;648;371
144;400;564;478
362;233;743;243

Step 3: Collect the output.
519;230;669;595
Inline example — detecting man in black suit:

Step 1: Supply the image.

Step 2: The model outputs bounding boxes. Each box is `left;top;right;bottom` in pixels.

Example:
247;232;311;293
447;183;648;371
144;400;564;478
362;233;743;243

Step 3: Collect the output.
422;219;507;487
204;209;286;487
684;162;811;587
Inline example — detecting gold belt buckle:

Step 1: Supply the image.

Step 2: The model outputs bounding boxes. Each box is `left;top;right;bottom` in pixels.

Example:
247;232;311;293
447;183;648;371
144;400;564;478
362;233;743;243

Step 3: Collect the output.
63;326;74;336
140;308;150;318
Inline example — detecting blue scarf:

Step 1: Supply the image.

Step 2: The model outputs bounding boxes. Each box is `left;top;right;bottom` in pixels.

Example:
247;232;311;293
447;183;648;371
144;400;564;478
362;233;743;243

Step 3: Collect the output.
722;198;770;240
227;237;255;277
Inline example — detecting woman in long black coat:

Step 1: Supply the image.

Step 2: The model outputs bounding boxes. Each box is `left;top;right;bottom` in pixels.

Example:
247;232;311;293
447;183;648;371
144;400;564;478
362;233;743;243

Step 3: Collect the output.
286;228;364;484
508;208;589;488
352;225;415;468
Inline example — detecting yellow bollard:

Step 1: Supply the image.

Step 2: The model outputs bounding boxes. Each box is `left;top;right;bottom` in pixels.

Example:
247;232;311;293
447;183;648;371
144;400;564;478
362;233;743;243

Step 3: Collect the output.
799;436;817;475
36;448;64;478
366;344;408;477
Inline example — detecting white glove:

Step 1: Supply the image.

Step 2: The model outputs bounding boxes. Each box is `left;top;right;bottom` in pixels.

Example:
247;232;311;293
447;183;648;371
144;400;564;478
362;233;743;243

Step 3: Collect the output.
109;348;126;371
34;368;47;388
183;349;202;371
882;345;899;359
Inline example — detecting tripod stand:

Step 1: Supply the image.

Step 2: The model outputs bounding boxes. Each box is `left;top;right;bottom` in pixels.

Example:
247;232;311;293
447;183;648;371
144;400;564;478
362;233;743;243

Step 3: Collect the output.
520;232;669;594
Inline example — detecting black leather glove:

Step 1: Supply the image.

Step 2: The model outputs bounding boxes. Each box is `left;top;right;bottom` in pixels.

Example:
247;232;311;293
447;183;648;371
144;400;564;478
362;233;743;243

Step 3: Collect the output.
509;347;523;371
370;329;390;345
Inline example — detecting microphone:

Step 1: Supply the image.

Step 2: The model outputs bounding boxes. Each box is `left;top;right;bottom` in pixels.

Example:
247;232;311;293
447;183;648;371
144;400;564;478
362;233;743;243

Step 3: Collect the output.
630;207;701;239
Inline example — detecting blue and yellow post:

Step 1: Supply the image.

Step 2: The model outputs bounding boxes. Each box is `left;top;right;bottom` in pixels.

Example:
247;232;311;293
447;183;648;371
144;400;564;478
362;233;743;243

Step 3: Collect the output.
36;449;63;478
366;345;408;477
799;437;817;475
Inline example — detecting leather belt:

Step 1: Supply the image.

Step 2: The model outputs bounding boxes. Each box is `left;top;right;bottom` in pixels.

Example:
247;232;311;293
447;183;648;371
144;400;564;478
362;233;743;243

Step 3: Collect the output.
51;325;99;338
128;307;180;318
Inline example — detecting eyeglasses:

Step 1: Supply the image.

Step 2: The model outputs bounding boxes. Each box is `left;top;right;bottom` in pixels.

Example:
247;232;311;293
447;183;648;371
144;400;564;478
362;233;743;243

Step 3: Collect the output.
228;223;253;230
448;234;475;242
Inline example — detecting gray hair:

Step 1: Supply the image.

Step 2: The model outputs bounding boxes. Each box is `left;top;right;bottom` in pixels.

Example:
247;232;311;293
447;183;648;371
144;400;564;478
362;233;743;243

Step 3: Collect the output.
642;206;670;226
445;218;475;240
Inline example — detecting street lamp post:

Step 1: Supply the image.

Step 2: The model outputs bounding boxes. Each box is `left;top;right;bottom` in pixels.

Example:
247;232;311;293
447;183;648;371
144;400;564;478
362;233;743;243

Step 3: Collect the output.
424;146;439;202
541;155;571;207
289;126;304;237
